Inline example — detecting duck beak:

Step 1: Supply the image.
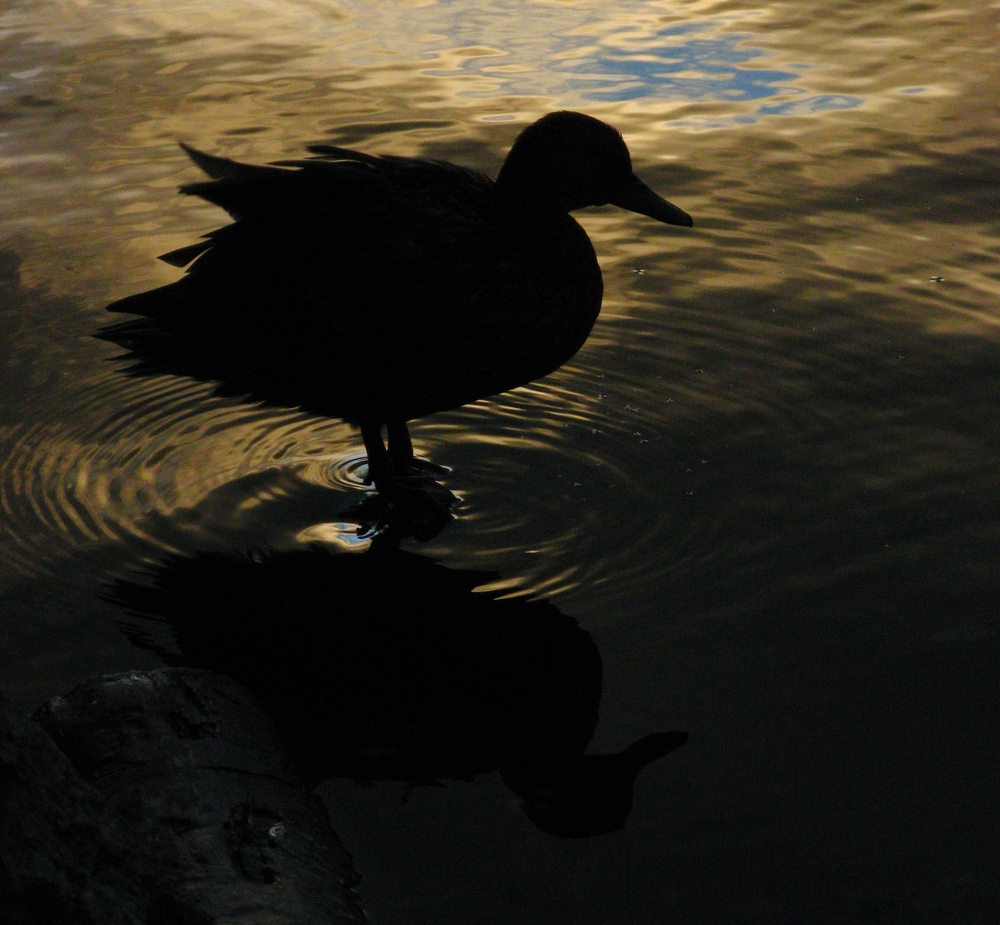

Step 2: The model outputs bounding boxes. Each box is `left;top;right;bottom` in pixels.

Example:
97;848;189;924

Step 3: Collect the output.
611;173;693;227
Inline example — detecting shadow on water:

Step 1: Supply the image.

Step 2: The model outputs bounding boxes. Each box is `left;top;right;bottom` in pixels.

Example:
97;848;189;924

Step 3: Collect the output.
105;545;687;839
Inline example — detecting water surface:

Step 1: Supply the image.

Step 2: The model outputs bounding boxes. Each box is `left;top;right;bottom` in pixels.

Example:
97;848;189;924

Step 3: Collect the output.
2;1;998;922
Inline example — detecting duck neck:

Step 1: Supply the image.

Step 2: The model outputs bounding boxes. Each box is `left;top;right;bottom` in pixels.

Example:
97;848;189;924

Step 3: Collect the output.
494;158;590;221
494;192;562;228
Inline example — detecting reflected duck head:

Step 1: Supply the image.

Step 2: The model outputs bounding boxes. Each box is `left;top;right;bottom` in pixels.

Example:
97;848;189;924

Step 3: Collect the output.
495;111;693;226
503;730;688;838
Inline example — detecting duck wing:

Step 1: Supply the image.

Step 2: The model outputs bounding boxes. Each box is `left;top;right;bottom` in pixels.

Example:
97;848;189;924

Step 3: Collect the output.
102;145;601;422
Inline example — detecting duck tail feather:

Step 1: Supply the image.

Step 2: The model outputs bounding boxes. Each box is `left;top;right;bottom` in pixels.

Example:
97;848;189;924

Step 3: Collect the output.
158;240;213;267
179;142;253;180
305;143;382;165
104;281;183;319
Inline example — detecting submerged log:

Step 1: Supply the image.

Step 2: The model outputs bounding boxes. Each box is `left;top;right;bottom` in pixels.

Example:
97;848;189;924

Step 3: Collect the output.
10;667;365;924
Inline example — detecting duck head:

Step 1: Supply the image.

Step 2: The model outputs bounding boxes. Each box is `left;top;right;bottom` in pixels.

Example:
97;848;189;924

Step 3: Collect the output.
495;111;693;227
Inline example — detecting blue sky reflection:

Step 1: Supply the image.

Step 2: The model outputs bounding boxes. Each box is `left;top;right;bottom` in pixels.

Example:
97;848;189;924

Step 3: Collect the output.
417;13;861;125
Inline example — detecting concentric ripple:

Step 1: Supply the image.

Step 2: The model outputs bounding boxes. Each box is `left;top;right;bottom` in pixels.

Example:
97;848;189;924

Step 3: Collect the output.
0;370;370;583
4;230;992;632
4;249;984;623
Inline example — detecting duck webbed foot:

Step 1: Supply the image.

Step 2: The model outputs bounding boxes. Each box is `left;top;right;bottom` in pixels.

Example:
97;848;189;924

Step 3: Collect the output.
386;420;451;480
358;420;456;542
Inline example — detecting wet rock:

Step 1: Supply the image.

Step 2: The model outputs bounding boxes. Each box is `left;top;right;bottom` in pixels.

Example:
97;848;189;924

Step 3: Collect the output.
0;693;146;924
3;667;366;924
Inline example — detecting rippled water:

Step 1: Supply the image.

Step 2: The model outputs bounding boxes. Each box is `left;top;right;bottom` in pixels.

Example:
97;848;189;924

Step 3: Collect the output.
2;1;999;922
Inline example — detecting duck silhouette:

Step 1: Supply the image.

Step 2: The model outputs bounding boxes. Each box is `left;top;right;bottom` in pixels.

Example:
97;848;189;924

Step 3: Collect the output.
99;112;692;492
107;546;688;838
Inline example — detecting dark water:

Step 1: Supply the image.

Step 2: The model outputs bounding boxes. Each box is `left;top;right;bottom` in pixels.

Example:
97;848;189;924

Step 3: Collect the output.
2;1;999;921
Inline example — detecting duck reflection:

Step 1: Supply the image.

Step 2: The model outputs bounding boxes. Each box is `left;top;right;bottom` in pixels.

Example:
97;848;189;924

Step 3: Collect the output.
107;546;687;838
98;113;691;496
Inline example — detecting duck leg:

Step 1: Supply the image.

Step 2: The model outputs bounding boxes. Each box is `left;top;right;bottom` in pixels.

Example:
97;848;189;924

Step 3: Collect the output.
385;420;414;470
362;419;447;494
387;419;449;479
359;420;393;492
358;419;454;542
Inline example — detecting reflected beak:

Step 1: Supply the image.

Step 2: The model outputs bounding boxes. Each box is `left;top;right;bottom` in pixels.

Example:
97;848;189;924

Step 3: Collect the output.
610;173;693;227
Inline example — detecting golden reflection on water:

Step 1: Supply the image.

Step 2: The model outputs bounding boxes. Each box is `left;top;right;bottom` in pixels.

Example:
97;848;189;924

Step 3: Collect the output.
2;4;1000;921
1;0;999;597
